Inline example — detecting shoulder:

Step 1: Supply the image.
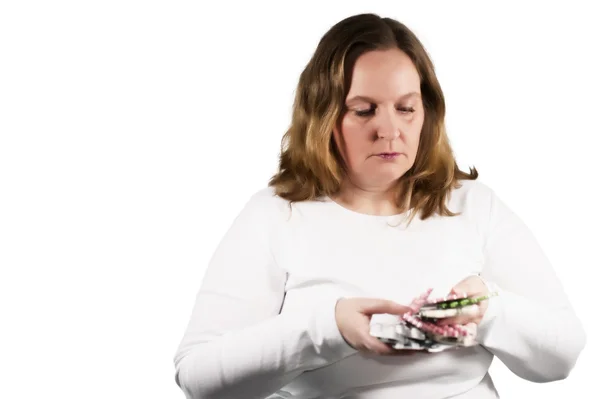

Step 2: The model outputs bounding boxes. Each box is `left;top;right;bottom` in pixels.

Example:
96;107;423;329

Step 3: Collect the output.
246;186;290;207
448;178;523;240
446;178;501;228
240;186;293;220
450;178;497;207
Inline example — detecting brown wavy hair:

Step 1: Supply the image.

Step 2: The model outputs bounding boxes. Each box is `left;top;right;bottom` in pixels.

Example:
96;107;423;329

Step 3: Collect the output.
268;13;478;225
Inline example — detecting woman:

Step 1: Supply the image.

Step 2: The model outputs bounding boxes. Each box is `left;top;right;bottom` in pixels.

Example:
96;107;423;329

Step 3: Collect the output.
173;13;586;399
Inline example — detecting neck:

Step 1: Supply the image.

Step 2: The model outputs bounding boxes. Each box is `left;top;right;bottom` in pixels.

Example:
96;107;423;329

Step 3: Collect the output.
331;180;404;216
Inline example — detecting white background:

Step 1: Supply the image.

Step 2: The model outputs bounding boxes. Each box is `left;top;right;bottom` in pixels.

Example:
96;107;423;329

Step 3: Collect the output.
1;1;598;398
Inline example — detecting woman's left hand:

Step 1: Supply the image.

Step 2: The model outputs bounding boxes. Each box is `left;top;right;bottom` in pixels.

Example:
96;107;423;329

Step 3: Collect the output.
436;275;490;327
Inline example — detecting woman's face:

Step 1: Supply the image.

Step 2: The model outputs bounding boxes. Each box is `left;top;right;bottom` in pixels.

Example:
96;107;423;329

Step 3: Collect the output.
333;48;425;191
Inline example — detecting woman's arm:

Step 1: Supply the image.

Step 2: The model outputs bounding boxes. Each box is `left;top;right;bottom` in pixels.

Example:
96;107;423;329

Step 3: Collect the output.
173;190;357;399
476;185;586;382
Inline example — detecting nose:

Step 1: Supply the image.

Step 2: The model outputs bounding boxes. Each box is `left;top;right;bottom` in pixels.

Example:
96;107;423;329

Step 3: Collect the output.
376;108;402;140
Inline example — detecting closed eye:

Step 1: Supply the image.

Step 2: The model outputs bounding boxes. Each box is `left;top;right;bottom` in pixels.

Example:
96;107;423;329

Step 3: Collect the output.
354;106;416;117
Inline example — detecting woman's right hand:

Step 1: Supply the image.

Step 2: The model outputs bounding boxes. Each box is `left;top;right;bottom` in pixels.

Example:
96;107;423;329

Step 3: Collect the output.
335;297;418;356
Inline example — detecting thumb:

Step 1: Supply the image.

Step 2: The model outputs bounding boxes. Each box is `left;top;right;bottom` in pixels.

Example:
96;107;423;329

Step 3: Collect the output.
450;286;466;296
359;298;411;316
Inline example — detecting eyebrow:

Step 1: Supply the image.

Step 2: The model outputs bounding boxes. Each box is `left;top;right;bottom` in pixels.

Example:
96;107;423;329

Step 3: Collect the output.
346;92;421;104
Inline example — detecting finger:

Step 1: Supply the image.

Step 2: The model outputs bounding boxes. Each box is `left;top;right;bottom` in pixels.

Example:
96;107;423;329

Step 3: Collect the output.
436;317;455;326
436;314;475;326
360;298;411;316
464;322;478;335
363;334;396;355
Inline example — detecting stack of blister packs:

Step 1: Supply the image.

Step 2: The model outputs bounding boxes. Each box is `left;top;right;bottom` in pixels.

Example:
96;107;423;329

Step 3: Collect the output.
369;288;498;353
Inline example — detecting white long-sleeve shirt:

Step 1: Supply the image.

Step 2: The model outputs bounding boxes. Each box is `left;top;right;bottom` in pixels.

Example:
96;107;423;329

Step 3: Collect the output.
172;179;586;399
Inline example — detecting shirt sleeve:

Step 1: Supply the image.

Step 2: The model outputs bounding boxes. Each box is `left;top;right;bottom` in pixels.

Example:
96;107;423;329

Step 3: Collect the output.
475;185;587;382
172;190;358;399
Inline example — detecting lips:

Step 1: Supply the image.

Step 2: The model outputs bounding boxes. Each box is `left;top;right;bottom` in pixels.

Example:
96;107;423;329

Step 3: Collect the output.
377;152;402;160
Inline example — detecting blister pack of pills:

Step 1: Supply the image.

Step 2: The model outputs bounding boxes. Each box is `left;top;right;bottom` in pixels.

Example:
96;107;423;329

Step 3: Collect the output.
369;288;498;352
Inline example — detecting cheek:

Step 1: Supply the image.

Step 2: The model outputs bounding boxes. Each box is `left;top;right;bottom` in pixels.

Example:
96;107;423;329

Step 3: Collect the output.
407;117;425;150
340;119;370;155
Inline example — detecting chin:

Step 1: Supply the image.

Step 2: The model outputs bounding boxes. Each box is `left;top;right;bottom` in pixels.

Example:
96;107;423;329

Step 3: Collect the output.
374;172;406;185
381;164;408;175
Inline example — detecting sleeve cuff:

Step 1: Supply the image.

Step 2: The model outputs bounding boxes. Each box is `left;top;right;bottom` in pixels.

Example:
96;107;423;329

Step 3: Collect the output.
309;296;359;361
476;279;503;344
